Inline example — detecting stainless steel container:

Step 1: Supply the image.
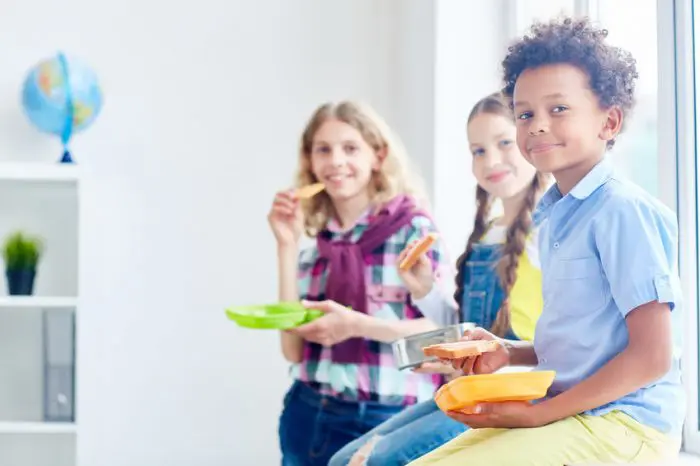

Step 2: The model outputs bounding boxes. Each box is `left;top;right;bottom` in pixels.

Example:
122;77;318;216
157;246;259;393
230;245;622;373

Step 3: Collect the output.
391;322;476;370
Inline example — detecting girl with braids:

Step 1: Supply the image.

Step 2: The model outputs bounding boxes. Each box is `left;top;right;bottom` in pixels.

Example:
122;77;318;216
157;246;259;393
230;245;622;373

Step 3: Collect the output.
328;92;548;466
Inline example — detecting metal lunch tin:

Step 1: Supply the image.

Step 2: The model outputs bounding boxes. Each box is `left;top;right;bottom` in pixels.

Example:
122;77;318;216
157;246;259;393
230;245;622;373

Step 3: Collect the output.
391;322;476;370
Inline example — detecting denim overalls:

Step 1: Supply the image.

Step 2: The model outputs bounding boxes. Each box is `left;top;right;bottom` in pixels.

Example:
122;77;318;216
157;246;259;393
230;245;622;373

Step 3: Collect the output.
328;242;517;466
461;243;519;340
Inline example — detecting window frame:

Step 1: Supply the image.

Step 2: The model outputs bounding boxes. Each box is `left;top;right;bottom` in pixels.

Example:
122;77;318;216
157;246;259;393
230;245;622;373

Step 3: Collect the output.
673;0;700;453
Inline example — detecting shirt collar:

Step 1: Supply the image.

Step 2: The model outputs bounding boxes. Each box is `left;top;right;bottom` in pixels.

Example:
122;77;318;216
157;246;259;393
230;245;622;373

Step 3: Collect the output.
533;158;614;226
568;157;614;200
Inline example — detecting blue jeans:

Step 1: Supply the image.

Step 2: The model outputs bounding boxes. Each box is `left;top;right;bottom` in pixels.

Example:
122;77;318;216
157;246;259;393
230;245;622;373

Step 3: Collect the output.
329;242;520;465
328;399;466;466
278;380;405;466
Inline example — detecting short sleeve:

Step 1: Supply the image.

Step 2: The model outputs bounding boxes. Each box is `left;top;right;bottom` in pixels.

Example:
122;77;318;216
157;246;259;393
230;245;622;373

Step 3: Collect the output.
595;197;681;316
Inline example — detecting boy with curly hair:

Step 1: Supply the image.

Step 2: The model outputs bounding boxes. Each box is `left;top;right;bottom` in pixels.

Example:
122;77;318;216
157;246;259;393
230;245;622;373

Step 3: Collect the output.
408;16;684;466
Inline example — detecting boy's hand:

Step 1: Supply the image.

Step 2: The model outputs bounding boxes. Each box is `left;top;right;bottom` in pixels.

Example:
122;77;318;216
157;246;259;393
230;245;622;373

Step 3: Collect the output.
445;328;510;375
446;401;549;428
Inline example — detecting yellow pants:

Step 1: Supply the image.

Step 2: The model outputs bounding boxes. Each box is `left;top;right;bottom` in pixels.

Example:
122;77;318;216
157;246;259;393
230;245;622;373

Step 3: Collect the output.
407;411;680;466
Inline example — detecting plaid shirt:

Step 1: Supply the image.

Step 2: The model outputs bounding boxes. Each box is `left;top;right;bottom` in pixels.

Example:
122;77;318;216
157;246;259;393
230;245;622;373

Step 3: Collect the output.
290;208;452;406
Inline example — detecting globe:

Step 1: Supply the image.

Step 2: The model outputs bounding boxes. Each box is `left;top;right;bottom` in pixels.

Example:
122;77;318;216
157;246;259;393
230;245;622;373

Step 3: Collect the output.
21;52;103;163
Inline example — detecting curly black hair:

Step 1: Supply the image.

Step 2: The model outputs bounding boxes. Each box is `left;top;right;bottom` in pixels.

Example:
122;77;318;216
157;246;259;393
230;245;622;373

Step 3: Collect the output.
501;17;639;147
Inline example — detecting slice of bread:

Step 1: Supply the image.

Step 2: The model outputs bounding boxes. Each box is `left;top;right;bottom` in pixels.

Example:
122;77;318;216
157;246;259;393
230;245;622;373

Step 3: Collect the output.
398;233;438;271
295;183;325;199
422;339;501;359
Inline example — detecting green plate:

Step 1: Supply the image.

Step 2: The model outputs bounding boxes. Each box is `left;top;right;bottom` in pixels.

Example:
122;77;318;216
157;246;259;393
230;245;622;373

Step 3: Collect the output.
225;302;324;330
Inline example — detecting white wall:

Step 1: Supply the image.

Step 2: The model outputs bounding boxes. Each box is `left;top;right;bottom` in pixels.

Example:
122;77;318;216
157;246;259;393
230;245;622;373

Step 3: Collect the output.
432;0;510;260
0;0;509;465
392;0;510;262
76;2;401;465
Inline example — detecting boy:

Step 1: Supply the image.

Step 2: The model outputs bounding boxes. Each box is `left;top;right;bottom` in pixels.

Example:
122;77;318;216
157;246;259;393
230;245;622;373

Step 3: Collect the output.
408;17;684;465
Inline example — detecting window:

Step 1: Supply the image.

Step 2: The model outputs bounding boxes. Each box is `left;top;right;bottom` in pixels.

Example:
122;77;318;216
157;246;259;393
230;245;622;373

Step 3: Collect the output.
594;0;660;197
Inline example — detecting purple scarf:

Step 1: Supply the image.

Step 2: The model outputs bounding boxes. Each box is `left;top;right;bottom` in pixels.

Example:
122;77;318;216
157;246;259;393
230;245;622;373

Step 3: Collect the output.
316;195;425;364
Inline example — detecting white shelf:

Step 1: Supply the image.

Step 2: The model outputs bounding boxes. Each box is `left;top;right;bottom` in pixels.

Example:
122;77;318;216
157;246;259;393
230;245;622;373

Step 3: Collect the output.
0;296;77;309
0;158;80;466
0;422;75;434
0;163;80;183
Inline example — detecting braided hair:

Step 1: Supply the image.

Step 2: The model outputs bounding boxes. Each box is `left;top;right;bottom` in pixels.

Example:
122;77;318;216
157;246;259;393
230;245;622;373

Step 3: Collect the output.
454;93;548;337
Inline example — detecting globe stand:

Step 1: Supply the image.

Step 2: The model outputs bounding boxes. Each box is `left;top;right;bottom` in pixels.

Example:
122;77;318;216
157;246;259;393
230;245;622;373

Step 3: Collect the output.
60;150;74;164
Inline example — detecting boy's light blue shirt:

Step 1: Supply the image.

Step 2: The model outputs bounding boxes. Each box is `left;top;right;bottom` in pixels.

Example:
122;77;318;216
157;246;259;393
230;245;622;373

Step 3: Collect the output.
533;158;685;436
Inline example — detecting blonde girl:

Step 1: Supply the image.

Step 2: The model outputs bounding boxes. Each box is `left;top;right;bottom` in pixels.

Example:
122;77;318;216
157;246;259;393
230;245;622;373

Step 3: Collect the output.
267;101;452;466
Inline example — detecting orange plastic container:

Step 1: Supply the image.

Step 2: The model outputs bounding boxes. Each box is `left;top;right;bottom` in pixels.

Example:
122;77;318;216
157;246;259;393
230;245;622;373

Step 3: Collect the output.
434;370;556;413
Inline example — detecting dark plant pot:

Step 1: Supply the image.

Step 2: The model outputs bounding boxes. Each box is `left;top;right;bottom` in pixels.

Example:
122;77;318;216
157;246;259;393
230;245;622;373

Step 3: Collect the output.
6;269;36;296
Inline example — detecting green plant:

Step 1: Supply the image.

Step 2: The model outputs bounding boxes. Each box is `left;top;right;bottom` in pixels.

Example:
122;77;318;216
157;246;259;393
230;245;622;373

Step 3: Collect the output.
2;231;44;271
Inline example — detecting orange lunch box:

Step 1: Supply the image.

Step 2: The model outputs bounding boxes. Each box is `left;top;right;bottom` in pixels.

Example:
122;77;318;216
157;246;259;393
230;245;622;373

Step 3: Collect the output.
434;370;556;413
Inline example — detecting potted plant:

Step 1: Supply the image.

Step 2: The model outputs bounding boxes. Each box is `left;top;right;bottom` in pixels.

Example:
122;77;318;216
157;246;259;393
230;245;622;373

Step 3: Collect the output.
2;231;44;295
